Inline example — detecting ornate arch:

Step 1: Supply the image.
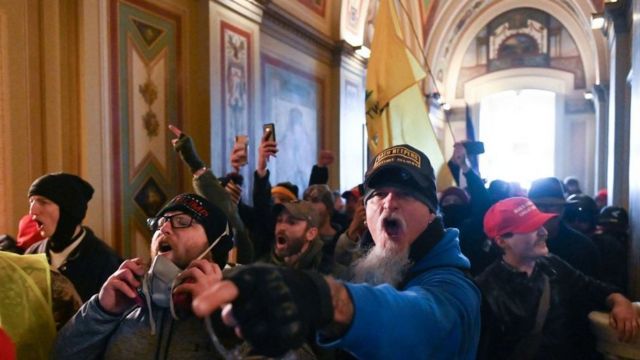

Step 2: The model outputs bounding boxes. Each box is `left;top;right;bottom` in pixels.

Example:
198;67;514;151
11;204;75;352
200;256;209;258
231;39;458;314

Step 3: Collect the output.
424;0;604;102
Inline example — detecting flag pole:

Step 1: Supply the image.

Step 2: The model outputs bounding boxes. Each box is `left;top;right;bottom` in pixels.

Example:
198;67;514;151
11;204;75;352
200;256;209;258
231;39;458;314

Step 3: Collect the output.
393;0;458;143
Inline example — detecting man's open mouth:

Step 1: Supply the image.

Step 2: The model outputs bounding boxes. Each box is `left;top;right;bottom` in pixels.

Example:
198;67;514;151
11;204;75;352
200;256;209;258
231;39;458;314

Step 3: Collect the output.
383;217;402;237
276;236;287;246
158;242;172;253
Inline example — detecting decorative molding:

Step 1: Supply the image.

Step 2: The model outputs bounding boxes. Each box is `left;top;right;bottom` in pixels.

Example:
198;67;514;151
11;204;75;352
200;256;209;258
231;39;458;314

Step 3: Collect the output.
109;0;183;257
219;20;255;200
336;40;367;73
215;0;266;23
261;2;338;65
431;1;599;99
464;67;575;104
0;11;8;232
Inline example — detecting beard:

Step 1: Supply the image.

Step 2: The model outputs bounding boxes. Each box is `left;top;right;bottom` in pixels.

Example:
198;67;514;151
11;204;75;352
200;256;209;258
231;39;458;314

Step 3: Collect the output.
350;243;413;287
275;234;306;258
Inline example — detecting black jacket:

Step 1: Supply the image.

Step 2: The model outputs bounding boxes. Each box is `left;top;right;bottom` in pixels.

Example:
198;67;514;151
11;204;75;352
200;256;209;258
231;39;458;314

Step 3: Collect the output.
457;167;499;275
476;254;618;360
26;227;121;302
547;221;601;278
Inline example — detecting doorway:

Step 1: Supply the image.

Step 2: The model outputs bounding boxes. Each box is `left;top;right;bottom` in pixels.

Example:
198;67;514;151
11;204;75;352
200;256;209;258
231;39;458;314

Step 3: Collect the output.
478;89;556;190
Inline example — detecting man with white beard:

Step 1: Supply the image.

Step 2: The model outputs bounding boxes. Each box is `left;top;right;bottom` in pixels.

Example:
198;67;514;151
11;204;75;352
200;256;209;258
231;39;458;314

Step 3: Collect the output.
191;144;482;359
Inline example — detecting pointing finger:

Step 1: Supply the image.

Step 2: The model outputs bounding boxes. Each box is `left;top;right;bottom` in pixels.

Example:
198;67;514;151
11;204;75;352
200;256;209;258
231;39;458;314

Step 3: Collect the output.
192;280;239;317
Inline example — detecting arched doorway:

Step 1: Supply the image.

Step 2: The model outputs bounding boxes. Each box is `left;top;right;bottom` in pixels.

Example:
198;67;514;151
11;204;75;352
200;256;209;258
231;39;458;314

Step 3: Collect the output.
478;89;556;190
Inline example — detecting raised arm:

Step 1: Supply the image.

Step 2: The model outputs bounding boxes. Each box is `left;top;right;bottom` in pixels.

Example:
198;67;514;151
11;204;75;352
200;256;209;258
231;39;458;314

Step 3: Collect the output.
169;125;254;263
309;150;334;186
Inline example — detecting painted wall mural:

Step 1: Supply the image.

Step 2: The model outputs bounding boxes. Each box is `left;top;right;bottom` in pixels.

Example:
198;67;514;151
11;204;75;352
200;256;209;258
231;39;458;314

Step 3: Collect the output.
456;7;586;97
298;0;327;17
261;54;324;195
220;21;253;201
341;0;370;46
110;0;183;258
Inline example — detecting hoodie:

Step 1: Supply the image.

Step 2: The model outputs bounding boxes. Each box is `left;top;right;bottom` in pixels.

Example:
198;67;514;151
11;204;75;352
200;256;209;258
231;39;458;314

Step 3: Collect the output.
319;228;481;359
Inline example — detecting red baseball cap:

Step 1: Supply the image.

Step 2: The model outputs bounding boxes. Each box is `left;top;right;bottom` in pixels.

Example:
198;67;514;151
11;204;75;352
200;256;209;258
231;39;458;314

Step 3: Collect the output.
483;197;557;239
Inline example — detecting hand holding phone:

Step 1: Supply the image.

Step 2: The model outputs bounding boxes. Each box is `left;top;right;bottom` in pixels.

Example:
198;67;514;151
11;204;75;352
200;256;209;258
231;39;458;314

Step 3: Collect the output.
263;123;276;142
463;141;485;155
232;135;249;170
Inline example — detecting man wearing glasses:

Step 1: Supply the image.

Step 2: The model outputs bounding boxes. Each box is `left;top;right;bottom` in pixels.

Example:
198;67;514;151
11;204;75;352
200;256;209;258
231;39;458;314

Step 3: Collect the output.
53;193;234;359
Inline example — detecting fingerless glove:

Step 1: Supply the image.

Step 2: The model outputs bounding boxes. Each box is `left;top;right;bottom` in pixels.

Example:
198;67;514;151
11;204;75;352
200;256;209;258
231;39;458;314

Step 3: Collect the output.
225;265;334;357
173;134;206;173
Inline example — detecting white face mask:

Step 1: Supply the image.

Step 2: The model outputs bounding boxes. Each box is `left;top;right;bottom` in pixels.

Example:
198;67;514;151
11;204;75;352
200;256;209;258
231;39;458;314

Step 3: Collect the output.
140;223;231;333
143;254;182;308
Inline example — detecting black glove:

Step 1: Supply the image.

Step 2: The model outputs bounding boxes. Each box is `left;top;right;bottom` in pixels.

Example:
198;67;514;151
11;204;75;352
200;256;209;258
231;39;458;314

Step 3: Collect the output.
173;134;206;173
225;265;334;357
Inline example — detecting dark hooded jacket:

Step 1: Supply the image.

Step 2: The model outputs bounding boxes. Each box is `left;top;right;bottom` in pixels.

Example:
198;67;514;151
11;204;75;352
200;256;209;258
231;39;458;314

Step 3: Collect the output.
26;227;121;302
476;254;618;360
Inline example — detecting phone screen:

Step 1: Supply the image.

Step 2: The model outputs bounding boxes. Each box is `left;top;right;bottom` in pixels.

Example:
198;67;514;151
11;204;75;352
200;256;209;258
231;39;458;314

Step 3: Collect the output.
263;123;276;142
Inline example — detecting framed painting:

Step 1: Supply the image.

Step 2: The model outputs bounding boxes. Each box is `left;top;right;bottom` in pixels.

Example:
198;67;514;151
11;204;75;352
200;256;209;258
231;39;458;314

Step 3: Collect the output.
220;21;253;200
298;0;327;17
261;54;325;195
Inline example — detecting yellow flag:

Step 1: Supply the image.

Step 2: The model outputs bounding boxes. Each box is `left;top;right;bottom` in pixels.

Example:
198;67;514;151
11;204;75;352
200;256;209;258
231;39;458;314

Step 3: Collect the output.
365;0;453;188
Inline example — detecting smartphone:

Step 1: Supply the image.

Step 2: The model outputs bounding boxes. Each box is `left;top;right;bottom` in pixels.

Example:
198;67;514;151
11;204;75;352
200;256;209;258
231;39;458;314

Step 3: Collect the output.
235;135;249;166
463;141;485;155
263;123;276;142
235;135;248;147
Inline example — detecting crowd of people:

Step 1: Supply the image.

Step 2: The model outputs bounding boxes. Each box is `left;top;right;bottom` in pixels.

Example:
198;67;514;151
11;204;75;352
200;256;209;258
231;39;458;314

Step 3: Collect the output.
0;126;637;359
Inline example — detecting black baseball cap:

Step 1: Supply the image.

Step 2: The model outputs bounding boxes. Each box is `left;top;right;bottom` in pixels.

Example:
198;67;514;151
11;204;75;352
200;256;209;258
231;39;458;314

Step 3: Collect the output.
364;144;438;212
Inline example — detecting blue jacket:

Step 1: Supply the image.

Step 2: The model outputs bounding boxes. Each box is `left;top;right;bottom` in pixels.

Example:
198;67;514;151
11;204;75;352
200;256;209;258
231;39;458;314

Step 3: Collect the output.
319;228;481;359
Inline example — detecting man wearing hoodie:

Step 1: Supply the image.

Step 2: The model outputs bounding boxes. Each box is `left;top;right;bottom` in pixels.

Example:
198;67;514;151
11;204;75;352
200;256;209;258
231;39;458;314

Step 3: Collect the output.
26;172;121;302
192;144;482;359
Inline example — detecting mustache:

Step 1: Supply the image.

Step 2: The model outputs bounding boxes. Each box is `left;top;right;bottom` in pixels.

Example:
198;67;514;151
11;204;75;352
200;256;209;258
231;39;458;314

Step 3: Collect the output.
380;213;406;228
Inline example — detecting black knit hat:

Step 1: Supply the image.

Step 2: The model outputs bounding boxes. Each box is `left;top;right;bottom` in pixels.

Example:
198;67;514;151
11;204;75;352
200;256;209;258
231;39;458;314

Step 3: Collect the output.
150;193;233;267
28;173;94;223
364;144;438;213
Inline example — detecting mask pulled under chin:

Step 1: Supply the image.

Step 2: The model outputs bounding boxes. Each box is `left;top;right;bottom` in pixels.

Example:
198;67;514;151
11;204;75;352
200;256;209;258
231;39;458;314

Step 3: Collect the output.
144;254;182;308
141;223;231;334
140;254;183;334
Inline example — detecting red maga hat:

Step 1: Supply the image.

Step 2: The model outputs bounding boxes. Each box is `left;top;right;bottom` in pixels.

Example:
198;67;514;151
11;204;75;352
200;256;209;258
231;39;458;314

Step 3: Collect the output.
483;197;557;239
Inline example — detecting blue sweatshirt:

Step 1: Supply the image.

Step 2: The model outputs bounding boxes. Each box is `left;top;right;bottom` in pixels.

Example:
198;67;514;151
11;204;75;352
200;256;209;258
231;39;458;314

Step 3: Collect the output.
319;228;481;359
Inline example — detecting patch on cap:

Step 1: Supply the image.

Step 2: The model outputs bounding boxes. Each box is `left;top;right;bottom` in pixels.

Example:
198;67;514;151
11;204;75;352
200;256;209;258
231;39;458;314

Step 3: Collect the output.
172;194;209;219
513;200;536;217
372;146;421;172
483;197;557;239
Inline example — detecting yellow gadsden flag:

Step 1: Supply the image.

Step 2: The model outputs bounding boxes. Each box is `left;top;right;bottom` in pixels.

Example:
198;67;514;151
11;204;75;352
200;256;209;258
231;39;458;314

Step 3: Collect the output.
365;0;453;189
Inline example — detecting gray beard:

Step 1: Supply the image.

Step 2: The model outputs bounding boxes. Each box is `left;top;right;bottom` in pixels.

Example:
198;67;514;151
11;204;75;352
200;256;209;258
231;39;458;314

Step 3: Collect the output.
350;244;413;287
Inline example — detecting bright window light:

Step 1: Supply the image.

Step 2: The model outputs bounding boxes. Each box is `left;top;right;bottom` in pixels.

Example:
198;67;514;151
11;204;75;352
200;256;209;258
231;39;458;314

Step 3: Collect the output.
478;89;556;190
355;46;371;59
591;14;606;29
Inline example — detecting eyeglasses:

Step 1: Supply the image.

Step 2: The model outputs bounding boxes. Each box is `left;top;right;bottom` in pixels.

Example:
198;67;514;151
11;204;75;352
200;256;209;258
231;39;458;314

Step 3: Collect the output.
147;213;197;231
